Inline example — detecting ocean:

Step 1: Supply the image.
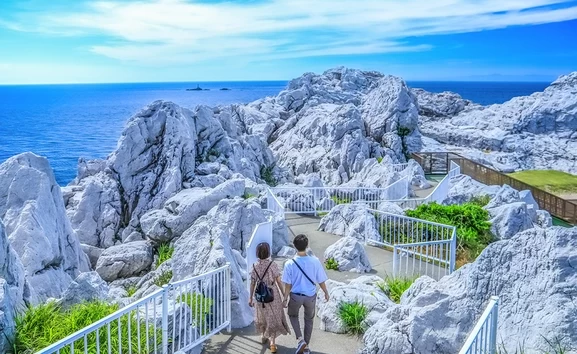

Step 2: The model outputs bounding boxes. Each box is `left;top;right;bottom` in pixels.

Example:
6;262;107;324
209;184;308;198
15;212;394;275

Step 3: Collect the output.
0;80;550;185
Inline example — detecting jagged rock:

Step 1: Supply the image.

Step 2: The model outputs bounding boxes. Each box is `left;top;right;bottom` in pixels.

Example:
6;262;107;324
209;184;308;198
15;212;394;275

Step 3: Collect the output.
295;173;325;188
81;244;103;269
318;276;394;334
95;241;153;282
377;202;404;215
275;186;316;213
488;202;534;240
0;153;90;302
419;72;577;174
324;237;371;273
444;175;503;205
0;220;25;353
140;179;245;243
412;88;480;119
58;272;110;308
360;227;577;354
405;159;431;188
535;210;553;228
485;185;521;209
343;158;401;189
65;101;276;248
277;245;297;258
319;204;380;242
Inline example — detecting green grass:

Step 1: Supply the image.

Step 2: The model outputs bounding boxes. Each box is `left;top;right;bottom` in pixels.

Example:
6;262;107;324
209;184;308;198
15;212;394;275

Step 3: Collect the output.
498;336;574;354
153;270;173;287
126;285;138;297
325;257;339;271
243;191;257;199
331;195;352;205
509;170;577;195
470;194;491;207
384;276;417;303
12;301;160;354
405;202;493;267
156;243;174;268
338;301;368;336
260;165;277;187
376;156;383;163
176;293;214;335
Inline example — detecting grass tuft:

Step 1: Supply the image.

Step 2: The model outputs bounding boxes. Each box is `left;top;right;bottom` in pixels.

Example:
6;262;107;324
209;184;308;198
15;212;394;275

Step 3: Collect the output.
243;191;257;199
509;170;577;195
260;165;277;187
176;293;214;335
376;156;383;163
325;257;339;271
338;301;368;336
153;270;173;287
126;285;138;297
385;276;417;303
12;301;160;354
331;195;352;205
156;243;174;268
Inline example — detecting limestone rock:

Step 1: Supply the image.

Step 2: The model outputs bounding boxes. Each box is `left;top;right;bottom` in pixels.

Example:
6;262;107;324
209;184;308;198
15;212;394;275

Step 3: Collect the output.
377;202;405;215
58;272;110;308
140;179;245;242
360;227;577;354
318;276;394;334
0;153;90;302
319;204;380;242
444;175;503;205
324;237;371;273
412;88;480;119
95;241;153;282
488;202;534;240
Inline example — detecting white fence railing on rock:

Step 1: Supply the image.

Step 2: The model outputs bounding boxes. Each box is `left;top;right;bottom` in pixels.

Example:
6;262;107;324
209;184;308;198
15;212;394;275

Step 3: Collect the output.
246;219;273;291
266;188;285;219
38;265;232;354
388;160;461;210
392;162;409;175
459;296;499;354
269;176;409;215
369;210;457;279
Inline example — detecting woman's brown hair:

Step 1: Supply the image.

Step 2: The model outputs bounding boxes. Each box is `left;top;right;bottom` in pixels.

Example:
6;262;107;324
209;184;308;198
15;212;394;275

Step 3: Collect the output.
256;242;271;260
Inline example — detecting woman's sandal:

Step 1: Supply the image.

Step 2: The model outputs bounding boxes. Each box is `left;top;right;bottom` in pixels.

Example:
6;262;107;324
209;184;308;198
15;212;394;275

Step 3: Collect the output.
270;344;278;353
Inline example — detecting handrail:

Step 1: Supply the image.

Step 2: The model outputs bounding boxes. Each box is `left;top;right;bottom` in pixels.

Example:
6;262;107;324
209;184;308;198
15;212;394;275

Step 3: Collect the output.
459;296;499;354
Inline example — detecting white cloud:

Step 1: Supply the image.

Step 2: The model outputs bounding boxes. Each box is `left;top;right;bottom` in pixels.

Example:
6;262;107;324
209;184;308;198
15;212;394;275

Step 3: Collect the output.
4;0;577;64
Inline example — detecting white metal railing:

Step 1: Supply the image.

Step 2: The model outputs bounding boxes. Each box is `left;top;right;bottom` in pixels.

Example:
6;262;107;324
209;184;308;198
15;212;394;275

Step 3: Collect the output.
369;210;457;279
392;162;409;175
459;296;499;354
266;188;285;219
246;219;273;292
269;176;409;215
388;161;461;210
38;265;232;354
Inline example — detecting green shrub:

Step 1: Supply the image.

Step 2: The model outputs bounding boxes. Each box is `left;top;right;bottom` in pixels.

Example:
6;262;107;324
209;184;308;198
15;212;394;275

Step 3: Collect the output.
385;276;417;303
176;293;214;334
243;191;257;199
156;243;174;267
470;195;491;207
325;257;339;270
260;165;277;186
331;195;352;205
126;285;138;297
12;301;160;354
405;202;493;267
338;301;368;336
153;270;173;287
376;156;383;163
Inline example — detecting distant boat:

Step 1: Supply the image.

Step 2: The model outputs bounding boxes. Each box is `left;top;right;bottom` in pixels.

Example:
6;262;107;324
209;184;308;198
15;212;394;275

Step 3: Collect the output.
220;88;231;91
186;84;203;91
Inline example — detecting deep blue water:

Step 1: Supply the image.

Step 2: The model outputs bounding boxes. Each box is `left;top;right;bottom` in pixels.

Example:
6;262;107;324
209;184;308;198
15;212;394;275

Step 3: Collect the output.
0;80;550;185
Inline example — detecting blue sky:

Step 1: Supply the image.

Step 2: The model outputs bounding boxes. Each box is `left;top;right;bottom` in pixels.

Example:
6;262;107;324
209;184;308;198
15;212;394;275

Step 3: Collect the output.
1;0;576;84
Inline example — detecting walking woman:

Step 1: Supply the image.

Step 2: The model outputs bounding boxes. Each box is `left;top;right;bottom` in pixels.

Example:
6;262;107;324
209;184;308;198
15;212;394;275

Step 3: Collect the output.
249;242;290;353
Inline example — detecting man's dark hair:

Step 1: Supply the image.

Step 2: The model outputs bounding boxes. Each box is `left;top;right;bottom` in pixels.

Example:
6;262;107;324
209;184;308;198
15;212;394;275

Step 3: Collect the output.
256;242;271;260
293;234;308;252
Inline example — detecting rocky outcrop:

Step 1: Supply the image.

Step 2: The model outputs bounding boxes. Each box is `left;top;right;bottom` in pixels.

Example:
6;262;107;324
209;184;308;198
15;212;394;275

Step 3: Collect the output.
95;241;153;282
58;272;110;308
318;276;394;334
419;72;577;174
140;179;245;243
360;227;577;354
412;88;480;119
324;237;371;273
319;204;380;242
0;153;90;302
65;101;276;250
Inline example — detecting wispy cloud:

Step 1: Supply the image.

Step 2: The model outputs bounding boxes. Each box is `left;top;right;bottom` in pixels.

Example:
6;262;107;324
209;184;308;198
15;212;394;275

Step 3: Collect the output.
3;0;577;64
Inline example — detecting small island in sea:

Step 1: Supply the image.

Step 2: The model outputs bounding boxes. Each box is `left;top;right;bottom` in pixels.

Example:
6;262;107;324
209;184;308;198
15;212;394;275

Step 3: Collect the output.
186;84;204;91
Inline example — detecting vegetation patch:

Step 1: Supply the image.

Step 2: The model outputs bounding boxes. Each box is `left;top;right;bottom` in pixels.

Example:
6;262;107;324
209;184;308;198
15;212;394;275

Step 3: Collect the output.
176;293;214;334
498;335;574;354
338;301;368;336
470;194;491;207
509;169;577;195
331;195;352;205
405;202;493;267
376;156;383;163
384;276;417;303
126;285;138;297
260;165;277;187
243;191;257;199
325;257;339;271
153;270;173;287
12;301;160;354
156;243;174;267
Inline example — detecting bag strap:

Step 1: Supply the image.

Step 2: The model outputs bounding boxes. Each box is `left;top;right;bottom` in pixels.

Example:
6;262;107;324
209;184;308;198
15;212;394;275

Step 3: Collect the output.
293;258;315;286
254;260;274;282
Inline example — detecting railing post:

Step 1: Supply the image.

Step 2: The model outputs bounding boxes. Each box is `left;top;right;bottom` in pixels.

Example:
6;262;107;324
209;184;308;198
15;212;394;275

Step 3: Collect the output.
489;296;499;354
392;245;398;276
450;229;457;273
161;285;169;354
226;262;232;332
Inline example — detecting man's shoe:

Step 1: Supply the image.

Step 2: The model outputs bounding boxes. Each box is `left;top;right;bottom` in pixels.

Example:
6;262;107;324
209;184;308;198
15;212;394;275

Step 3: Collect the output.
303;347;311;354
295;339;307;354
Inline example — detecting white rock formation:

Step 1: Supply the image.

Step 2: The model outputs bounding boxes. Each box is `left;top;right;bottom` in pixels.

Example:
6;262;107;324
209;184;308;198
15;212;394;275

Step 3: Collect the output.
360;226;577;354
319;204;380;242
324;237;371;273
0;153;90;302
418;72;577;174
318;276;394;334
58;271;110;308
140;179;245;242
95;241;153;282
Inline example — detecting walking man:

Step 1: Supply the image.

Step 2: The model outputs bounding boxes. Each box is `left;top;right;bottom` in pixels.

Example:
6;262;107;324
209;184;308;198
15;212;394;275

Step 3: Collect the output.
282;234;330;354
